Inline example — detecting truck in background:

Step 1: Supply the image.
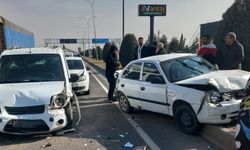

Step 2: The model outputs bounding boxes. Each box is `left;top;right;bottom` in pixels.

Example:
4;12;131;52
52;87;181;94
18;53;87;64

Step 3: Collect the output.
0;16;35;52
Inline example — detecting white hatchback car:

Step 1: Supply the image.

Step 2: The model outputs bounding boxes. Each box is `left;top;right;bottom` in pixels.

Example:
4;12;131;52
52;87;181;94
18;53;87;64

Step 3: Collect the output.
115;54;250;134
0;48;78;134
66;57;90;95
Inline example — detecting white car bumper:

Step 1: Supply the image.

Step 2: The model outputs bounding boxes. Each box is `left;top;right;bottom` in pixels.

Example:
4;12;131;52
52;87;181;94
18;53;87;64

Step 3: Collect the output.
197;100;241;124
0;105;67;134
72;80;89;93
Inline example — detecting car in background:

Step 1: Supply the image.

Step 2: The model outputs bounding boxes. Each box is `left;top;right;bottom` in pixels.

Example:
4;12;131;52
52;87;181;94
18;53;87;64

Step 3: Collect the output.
115;53;250;134
0;48;78;134
66;57;90;95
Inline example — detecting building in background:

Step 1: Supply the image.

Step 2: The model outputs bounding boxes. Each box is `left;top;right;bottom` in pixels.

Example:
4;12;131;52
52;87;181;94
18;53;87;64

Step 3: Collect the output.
200;21;222;40
0;16;35;51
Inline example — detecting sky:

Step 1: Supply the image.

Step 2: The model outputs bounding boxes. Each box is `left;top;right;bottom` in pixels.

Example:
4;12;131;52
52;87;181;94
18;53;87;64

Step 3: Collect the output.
0;0;235;49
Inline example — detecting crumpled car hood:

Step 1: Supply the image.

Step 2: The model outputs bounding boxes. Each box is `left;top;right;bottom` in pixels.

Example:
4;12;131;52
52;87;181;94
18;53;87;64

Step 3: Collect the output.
175;70;250;93
0;81;65;107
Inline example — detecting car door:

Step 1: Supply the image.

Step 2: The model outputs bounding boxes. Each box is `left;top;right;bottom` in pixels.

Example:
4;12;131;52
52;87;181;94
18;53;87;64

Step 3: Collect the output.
139;62;169;114
118;62;142;108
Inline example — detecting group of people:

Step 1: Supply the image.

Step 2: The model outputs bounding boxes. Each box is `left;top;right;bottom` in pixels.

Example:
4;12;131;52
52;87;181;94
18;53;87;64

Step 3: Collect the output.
198;32;244;70
134;37;167;60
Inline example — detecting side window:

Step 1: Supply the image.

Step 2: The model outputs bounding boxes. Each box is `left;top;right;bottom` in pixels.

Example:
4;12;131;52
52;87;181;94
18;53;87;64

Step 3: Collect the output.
122;63;141;80
142;63;165;84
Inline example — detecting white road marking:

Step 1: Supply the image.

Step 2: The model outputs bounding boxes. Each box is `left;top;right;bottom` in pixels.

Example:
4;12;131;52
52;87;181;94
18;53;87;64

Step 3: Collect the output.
89;69;161;150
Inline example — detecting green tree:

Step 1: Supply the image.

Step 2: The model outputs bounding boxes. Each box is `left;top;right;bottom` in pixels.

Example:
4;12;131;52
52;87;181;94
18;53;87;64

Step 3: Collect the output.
159;34;168;49
92;48;97;59
179;34;186;50
102;42;112;62
96;46;103;60
214;0;250;70
120;33;138;67
187;38;199;54
168;37;180;53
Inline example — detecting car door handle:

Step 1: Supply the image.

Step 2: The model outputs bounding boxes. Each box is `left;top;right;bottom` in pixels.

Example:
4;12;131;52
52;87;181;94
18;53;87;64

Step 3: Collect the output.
140;87;145;91
121;84;125;87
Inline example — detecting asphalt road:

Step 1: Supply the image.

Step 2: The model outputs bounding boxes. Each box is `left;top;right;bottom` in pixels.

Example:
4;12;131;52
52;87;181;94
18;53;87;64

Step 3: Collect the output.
0;62;219;150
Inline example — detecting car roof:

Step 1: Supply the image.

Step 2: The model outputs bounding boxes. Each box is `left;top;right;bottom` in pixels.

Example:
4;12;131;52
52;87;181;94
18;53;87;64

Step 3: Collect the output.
134;53;196;63
65;57;83;60
1;47;64;56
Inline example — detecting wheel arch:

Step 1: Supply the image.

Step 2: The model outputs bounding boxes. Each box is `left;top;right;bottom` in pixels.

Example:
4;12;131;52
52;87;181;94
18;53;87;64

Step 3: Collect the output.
172;100;193;116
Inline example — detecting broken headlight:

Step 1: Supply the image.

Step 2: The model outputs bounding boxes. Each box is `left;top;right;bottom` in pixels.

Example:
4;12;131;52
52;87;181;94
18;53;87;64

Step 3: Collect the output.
49;94;69;109
208;91;223;104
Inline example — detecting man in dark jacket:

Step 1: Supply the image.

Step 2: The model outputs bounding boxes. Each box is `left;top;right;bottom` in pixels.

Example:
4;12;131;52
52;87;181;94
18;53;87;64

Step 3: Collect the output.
218;32;244;70
105;45;119;102
156;42;166;55
134;37;155;59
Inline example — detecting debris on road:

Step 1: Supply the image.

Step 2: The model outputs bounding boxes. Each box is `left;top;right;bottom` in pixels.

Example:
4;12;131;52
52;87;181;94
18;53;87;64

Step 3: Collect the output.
123;142;134;148
40;143;52;148
119;134;125;138
55;128;76;136
133;145;150;150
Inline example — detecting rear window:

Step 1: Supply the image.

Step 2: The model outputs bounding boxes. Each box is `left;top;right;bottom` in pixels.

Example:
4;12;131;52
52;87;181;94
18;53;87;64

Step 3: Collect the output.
67;60;84;70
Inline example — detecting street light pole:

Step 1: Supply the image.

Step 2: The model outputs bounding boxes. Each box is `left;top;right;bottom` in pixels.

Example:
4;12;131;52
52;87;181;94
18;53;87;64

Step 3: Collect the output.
86;0;98;60
122;0;125;40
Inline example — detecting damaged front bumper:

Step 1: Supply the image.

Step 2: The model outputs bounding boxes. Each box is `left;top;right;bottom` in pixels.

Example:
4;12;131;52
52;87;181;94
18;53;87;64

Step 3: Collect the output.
197;100;241;124
0;105;67;135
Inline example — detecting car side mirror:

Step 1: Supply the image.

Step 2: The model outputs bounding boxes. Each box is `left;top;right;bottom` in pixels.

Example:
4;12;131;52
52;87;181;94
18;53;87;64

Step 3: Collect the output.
86;66;90;71
69;74;79;83
151;77;165;84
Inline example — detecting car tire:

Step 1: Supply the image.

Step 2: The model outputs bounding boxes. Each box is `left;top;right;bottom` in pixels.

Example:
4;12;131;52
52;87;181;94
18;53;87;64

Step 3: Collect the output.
118;93;133;113
175;104;201;134
65;102;74;129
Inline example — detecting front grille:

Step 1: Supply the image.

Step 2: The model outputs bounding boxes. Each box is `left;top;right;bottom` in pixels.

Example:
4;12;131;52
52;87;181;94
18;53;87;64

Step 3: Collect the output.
223;90;247;100
5;105;45;115
4;119;50;133
72;86;85;91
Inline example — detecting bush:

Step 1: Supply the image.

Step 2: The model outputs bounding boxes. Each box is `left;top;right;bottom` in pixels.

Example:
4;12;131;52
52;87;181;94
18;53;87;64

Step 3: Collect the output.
96;46;103;60
102;42;112;62
120;33;138;67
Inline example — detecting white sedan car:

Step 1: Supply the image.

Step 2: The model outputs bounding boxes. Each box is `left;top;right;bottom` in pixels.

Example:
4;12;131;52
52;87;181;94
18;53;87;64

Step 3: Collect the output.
115;53;250;134
66;57;90;95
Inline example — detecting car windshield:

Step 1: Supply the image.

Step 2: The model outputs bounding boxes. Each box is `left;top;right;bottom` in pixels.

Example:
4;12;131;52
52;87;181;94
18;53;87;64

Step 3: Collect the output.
0;54;65;83
161;56;217;82
67;59;84;70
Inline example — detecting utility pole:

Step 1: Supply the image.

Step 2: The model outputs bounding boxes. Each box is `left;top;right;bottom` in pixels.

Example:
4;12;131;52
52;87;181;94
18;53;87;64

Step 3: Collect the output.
122;0;125;40
86;0;98;60
150;16;154;45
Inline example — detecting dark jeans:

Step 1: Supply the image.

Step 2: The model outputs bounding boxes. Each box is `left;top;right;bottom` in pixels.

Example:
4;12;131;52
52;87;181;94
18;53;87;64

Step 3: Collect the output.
106;75;116;100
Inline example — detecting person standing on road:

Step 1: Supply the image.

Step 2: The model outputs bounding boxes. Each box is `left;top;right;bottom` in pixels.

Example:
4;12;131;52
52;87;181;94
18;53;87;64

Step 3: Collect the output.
105;45;119;102
156;42;166;55
198;35;217;65
218;32;244;70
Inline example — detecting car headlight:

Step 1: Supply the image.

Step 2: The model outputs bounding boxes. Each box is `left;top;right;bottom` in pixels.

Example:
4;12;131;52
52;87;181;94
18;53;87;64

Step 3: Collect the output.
49;94;68;109
209;91;223;103
79;73;87;81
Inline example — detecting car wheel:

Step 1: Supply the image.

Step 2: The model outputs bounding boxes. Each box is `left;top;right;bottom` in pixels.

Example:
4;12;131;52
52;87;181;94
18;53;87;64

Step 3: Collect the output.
175;104;201;134
119;94;133;113
65;102;74;129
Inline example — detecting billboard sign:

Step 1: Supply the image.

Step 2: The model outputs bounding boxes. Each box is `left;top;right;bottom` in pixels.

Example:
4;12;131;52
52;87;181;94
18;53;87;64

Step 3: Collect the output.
139;4;166;16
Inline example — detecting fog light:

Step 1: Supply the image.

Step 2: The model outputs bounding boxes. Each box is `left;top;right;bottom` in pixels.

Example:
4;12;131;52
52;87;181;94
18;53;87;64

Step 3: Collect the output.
49;117;54;122
221;114;227;120
57;119;64;125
